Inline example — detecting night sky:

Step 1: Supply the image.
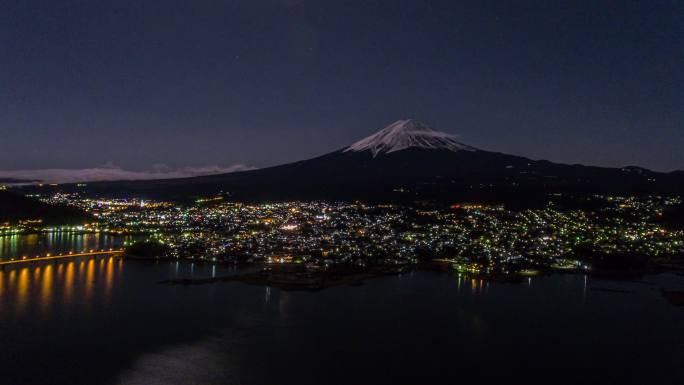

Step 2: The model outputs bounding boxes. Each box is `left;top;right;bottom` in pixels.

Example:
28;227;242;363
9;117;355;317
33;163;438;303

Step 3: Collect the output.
1;0;683;177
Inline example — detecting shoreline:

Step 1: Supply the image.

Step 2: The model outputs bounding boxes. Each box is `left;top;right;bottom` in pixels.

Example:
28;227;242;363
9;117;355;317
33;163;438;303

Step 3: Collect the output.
153;258;684;294
159;264;411;291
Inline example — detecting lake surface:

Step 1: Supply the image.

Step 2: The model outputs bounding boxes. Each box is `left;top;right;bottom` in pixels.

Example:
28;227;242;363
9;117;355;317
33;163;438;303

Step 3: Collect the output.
0;232;134;262
0;254;683;384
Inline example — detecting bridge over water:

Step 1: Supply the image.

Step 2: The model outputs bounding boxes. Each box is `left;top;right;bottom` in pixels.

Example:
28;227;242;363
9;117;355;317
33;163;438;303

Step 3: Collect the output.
0;249;125;269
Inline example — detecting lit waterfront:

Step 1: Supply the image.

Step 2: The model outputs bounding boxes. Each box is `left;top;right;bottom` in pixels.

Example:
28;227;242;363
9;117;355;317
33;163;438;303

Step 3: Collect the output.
14;193;684;277
0;232;137;262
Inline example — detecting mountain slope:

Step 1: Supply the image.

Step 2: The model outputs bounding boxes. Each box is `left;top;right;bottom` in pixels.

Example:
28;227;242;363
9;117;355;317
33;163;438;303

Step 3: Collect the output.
0;191;90;225
345;119;476;155
25;120;684;205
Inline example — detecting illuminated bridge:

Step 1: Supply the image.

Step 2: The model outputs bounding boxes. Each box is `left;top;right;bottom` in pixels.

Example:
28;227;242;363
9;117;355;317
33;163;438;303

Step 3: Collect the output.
0;249;125;269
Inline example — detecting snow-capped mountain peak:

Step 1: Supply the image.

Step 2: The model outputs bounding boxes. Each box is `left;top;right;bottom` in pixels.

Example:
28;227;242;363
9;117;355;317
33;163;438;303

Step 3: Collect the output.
344;119;476;156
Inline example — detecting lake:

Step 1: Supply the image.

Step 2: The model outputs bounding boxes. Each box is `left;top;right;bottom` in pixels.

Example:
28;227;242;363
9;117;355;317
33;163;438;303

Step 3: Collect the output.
0;242;683;384
0;232;134;262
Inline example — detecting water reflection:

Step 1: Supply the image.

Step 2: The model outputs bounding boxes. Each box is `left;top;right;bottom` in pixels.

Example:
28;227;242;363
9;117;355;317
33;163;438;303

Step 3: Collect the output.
455;274;489;295
105;257;114;300
0;232;135;262
0;261;681;385
0;257;242;323
84;259;96;304
40;264;53;314
17;267;29;316
265;286;271;304
64;261;75;305
0;256;123;321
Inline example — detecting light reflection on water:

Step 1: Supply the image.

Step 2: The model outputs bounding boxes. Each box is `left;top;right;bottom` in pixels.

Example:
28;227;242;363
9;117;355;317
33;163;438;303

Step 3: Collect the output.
0;256;123;319
40;264;53;314
0;256;240;323
0;258;682;385
0;232;136;262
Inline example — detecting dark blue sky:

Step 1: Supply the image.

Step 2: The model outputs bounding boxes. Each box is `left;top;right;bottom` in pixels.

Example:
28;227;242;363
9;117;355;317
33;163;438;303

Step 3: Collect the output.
2;0;683;172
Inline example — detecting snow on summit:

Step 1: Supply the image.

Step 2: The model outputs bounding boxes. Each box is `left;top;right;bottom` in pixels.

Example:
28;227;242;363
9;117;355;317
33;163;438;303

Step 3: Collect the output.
345;119;476;156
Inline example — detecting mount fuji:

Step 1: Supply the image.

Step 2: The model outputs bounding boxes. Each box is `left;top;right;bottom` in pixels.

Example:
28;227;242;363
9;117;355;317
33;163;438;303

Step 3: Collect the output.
34;119;684;206
344;119;476;156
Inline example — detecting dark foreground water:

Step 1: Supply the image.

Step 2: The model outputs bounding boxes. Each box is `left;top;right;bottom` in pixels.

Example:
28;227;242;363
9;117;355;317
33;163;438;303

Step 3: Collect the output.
0;257;683;385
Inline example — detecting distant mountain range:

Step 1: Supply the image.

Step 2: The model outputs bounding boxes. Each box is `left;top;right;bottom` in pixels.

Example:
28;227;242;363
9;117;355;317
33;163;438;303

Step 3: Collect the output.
0;177;35;184
16;119;684;206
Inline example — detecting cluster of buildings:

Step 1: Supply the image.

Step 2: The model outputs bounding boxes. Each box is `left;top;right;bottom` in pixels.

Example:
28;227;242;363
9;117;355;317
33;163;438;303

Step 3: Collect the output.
28;192;684;274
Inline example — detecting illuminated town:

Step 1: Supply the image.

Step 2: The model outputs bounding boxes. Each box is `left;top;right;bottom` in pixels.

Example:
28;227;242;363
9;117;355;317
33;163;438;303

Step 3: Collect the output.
2;192;678;278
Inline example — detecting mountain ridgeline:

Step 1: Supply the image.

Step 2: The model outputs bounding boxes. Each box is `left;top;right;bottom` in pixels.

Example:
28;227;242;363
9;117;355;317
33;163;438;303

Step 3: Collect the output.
0;190;91;225
33;120;684;206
